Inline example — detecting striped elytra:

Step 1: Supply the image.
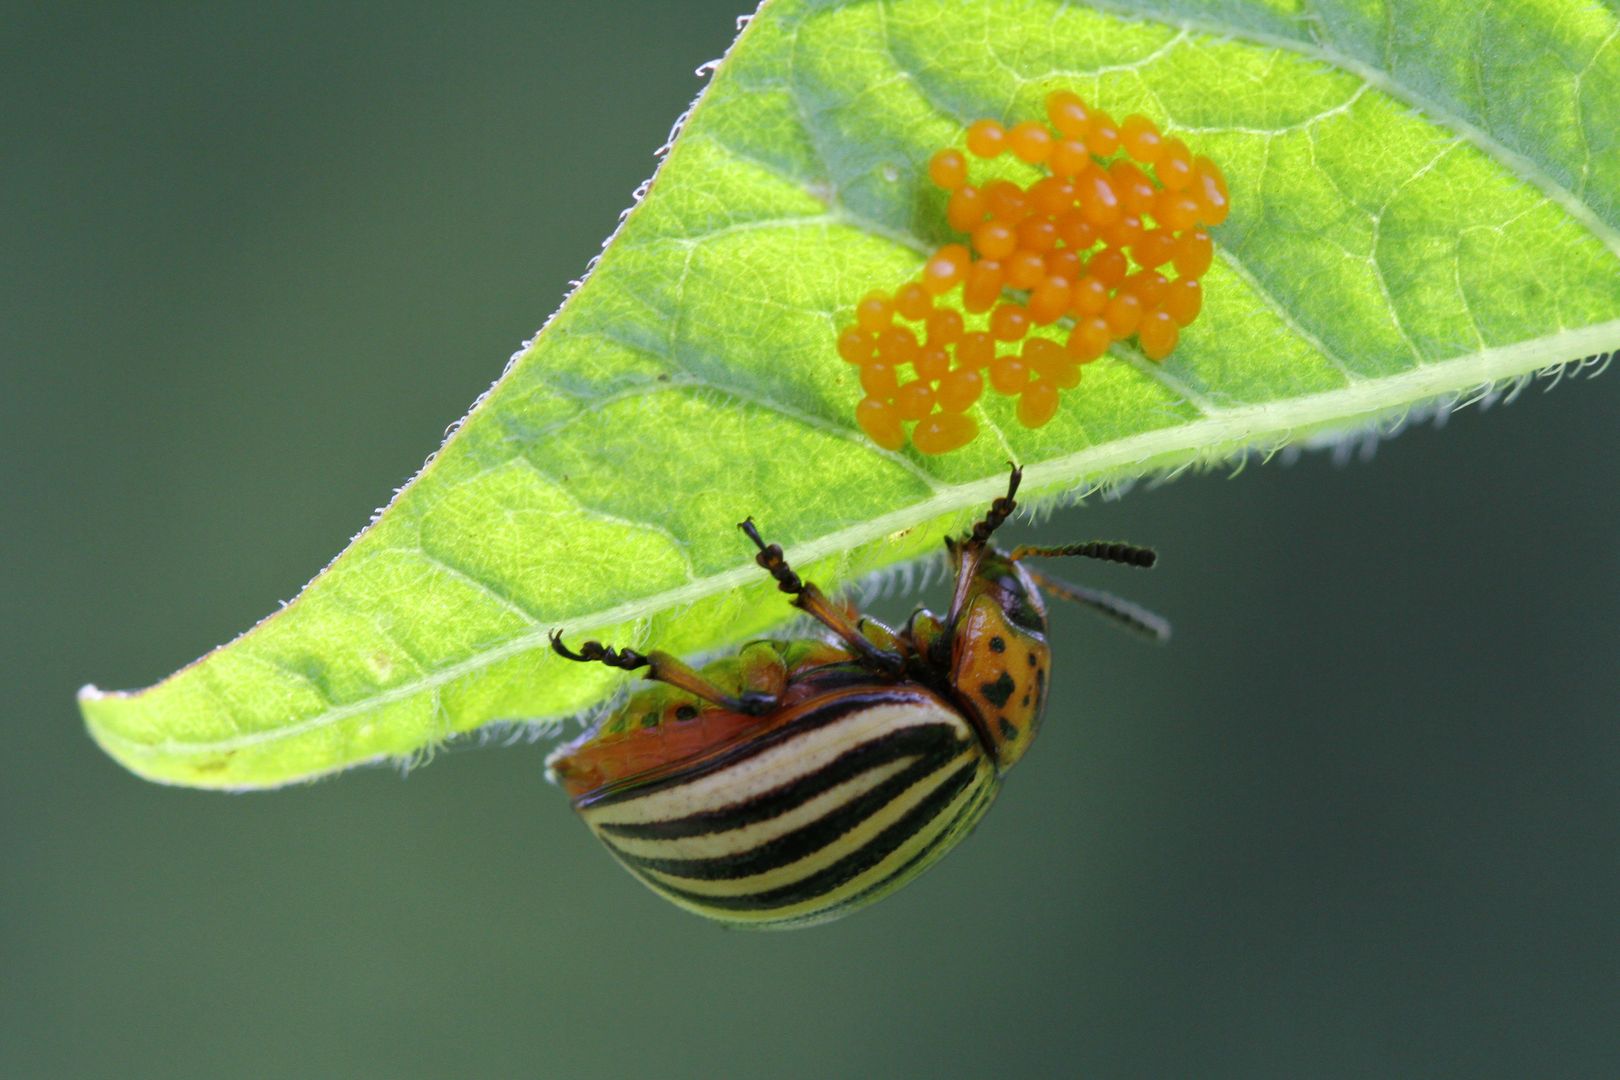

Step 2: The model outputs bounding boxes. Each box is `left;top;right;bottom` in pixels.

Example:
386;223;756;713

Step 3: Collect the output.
571;681;998;928
547;467;1167;928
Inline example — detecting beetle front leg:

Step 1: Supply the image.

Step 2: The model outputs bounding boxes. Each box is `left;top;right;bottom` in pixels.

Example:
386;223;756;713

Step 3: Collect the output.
946;464;1023;626
737;519;905;678
548;631;777;714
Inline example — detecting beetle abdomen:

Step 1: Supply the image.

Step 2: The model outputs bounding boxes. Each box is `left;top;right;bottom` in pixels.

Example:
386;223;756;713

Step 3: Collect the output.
574;685;998;929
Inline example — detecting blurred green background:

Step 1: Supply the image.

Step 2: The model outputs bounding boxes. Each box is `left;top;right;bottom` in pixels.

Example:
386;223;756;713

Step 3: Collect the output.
4;4;1617;1077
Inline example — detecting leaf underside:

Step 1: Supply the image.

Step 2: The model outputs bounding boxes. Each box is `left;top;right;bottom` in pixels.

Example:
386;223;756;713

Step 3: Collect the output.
82;0;1620;788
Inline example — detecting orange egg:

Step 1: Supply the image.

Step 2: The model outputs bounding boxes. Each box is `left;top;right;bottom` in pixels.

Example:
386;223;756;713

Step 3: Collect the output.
925;307;965;346
1084;110;1121;157
1066;316;1112;362
1086;247;1128;287
1055;209;1097;251
1153;189;1201;231
983;180;1030;222
1122;270;1169;309
1044;248;1084;282
837;327;874;364
1108;160;1159;216
876;325;920;365
1172;230;1214;278
895;282;932;321
989;353;1030;394
1120;114;1163;164
965;119;1006;158
1161;278;1203;326
990;302;1032;342
860;362;900;399
1131;229;1179;270
856;292;894;332
946;186;987;232
928;148;969;190
1076;167;1122;226
912;412;978;455
1046;90;1091;140
1016;216;1059;253
1017;380;1061;428
963;260;1006;313
1157;138;1193;191
1008;121;1054;163
956;331;996;369
922;244;971;294
1048;139;1092;178
915;343;952;382
1070;275;1109;316
856;397;905;450
1190;156;1230;225
1104;292;1144;337
1026;337;1081;389
1137;309;1179;360
972;219;1019;260
1022;336;1066;371
1028;276;1073;324
1030;177;1082;216
937;367;985;412
893;379;936;421
1102;214;1144;249
1006;250;1048;290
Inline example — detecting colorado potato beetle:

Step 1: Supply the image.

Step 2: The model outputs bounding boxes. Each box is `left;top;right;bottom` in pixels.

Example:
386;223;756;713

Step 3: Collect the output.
547;467;1167;929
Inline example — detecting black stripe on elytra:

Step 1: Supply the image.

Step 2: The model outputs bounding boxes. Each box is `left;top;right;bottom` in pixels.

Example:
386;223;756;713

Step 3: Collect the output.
649;759;981;911
597;723;960;840
604;740;967;880
772;768;998;928
576;690;915;810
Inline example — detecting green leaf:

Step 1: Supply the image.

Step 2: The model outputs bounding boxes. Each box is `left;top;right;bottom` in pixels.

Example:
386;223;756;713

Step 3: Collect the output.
81;0;1620;789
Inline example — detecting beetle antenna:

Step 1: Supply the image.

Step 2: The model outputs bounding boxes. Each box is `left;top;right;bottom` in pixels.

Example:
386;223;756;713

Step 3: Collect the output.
1022;570;1171;643
1008;541;1157;568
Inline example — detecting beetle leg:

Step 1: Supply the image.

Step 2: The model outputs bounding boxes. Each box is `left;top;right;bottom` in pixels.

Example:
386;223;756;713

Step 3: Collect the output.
1021;569;1171;643
946;464;1023;626
1007;541;1157;568
737;519;905;677
548;631;778;714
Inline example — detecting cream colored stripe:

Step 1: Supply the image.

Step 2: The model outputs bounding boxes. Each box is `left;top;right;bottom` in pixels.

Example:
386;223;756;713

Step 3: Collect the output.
584;698;968;828
640;746;976;899
598;755;918;861
712;761;996;927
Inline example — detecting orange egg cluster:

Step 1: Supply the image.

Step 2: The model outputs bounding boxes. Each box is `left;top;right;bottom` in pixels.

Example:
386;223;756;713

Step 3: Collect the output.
840;90;1229;455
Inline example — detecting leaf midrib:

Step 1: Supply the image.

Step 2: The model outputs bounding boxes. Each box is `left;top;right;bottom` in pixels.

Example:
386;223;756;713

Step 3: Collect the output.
84;318;1620;758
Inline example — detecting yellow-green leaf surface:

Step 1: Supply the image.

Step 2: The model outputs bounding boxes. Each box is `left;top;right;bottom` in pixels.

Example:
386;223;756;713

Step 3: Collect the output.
82;0;1620;788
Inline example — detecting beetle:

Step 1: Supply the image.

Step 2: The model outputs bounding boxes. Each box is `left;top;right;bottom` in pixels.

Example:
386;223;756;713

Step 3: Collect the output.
547;466;1167;929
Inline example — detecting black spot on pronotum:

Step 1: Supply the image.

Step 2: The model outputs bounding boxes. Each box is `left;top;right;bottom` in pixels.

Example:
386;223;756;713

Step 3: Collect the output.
989;636;1006;653
1020;694;1029;707
675;705;698;722
980;672;1016;708
998;717;1019;740
1027;653;1037;667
